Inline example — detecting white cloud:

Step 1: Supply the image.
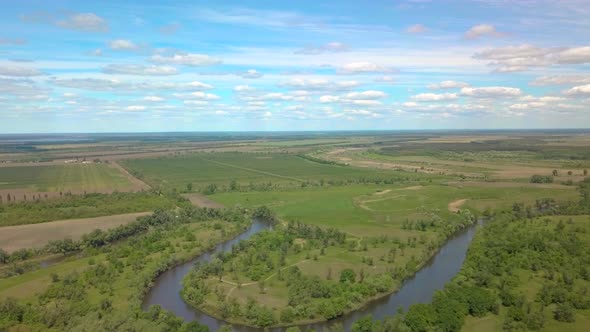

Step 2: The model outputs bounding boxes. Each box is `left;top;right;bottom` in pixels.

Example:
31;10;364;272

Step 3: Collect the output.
144;96;164;102
103;64;178;76
0;65;44;77
239;69;263;79
375;76;395;83
474;44;590;72
108;39;139;51
406;24;427;34
319;95;340;103
56;13;109;32
63;92;77;98
125;105;146;111
554;46;590;64
338;61;393;74
295;42;348;55
530;75;590;86
234;85;255;92
411;93;458;102
151;53;222;66
564;84;590;96
176;91;220;100
344;90;387;100
428;80;470;89
460;86;522;98
464;24;503;39
51;78;212;91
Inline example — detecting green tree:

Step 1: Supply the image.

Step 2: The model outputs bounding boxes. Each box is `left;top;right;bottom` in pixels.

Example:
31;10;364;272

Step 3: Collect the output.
554;303;575;322
339;268;356;284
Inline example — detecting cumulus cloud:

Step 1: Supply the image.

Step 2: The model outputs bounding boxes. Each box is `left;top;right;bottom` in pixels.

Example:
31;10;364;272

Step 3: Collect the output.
175;91;220;100
125;105;146;111
464;24;503;39
103;64;178;76
295;42;348;55
530;75;590;86
50;78;212;91
151;53;222;66
460;86;522;98
234;85;255;92
564;84;590;96
108;39;139;51
279;78;360;91
411;93;458;102
0;65;44;77
320;95;340;103
56;13;109;32
238;69;263;79
338;61;393;74
87;48;103;56
144;96;164;102
474;44;590;72
406;24;427;34
428;80;470;89
375;76;395;83
344;90;387;100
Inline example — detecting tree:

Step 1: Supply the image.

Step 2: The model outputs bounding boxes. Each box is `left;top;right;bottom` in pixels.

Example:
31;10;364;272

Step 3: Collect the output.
553;169;559;176
186;183;193;192
339;268;356;284
0;249;8;264
404;304;436;332
351;315;374;332
258;280;266;294
554;303;575;322
584;169;588;176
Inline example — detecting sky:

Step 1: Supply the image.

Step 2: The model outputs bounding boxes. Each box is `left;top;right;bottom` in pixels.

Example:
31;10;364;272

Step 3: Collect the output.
0;0;589;133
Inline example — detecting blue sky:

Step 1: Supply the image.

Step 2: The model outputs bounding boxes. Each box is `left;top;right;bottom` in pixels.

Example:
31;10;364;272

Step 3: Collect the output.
0;0;589;133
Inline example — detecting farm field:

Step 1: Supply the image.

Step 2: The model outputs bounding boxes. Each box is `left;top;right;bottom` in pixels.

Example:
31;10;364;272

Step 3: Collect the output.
0;211;151;252
120;152;434;191
0;163;132;192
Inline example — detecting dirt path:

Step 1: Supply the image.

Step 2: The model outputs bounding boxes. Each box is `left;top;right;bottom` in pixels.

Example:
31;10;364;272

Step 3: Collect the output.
182;194;224;208
201;158;305;183
223;259;309;299
375;189;391;195
448;199;468;213
109;161;151;191
0;212;151;253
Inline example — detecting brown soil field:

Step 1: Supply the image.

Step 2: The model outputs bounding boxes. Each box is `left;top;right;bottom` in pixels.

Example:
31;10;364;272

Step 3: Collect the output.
182;193;225;208
0;212;151;253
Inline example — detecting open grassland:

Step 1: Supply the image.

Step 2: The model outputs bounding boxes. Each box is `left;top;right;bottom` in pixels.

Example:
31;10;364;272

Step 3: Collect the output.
0;212;151;253
121;152;434;191
0;163;132;192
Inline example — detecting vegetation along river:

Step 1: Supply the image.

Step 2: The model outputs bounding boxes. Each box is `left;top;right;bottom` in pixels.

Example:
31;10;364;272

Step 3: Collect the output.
142;219;481;331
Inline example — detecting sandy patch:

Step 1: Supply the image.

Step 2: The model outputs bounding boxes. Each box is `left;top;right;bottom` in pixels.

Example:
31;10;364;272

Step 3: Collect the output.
448;199;468;213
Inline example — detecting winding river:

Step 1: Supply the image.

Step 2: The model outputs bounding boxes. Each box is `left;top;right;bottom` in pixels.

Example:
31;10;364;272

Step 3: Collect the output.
142;220;480;331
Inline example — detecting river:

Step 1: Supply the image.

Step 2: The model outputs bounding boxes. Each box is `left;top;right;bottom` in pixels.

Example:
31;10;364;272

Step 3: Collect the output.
142;220;480;331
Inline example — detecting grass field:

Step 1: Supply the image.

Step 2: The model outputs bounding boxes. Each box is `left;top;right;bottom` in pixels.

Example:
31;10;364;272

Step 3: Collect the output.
0;163;132;192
